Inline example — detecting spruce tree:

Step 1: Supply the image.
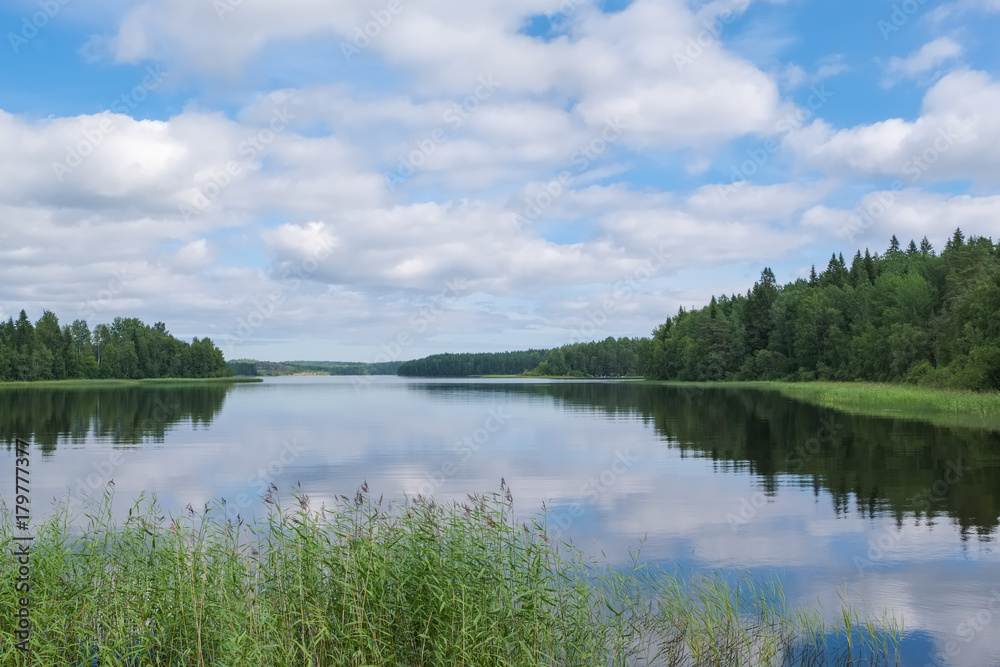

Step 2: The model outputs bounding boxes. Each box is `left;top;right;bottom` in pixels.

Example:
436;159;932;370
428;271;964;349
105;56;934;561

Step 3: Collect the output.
946;227;965;250
849;251;864;287
888;235;901;254
863;249;876;284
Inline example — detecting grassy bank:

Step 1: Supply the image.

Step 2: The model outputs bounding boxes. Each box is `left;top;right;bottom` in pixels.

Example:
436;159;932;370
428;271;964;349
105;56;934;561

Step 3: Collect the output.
0;376;261;390
648;380;1000;431
0;487;900;666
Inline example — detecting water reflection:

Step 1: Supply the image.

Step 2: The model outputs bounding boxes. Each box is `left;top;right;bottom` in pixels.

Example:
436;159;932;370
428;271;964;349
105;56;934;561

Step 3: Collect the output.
413;381;1000;538
1;377;999;664
0;383;232;452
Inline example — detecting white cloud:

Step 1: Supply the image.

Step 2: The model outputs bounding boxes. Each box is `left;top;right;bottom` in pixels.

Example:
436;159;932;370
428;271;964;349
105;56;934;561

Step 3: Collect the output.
107;0;784;150
801;189;1000;251
173;239;215;272
786;69;1000;185
882;37;963;87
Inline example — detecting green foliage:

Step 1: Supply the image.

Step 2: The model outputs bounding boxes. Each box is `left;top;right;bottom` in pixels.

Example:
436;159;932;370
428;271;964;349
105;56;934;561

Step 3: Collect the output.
645;230;1000;391
0;487;901;665
398;350;552;377
0;311;231;382
527;337;645;378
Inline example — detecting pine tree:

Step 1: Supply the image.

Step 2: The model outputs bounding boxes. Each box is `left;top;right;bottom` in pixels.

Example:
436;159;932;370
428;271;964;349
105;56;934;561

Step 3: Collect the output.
906;240;918;256
849;251;864;287
744;268;779;353
808;265;818;287
919;236;934;255
946;227;965;250
888;235;901;254
863;249;876;284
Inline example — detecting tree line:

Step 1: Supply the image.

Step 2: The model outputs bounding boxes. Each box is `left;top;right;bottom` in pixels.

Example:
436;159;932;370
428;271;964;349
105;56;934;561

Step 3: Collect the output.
0;310;231;381
526;337;644;377
396;229;998;390
643;230;1000;391
228;359;404;376
397;350;551;377
396;339;645;378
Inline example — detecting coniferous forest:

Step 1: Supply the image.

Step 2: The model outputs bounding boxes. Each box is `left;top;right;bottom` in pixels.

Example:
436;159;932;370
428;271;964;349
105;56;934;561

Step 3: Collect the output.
643;230;1000;391
0;310;231;381
397;350;552;377
397;230;999;391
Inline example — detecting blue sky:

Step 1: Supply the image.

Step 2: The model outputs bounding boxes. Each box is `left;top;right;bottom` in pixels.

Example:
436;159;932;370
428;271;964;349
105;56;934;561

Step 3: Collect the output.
2;0;1000;361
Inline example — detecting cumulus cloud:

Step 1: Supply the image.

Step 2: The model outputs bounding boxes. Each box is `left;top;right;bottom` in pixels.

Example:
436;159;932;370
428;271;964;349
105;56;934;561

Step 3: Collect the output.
785;69;1000;185
1;0;996;359
106;0;783;150
882;37;963;87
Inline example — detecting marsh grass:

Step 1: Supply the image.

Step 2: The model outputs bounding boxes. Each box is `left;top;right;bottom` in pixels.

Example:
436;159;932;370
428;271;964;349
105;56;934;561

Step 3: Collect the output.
1;483;900;666
652;380;1000;431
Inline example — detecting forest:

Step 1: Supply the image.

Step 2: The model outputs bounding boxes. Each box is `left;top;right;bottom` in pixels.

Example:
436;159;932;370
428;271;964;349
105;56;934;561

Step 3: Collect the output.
395;339;645;378
644;230;1000;391
0;310;231;381
526;337;644;377
397;350;551;377
396;229;999;390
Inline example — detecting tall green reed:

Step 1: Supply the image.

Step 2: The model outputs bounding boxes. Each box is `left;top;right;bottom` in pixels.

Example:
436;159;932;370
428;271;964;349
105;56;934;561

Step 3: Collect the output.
1;482;901;666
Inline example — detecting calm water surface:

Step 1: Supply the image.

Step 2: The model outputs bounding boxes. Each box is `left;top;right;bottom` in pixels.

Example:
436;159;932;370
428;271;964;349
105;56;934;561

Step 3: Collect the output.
3;376;1000;665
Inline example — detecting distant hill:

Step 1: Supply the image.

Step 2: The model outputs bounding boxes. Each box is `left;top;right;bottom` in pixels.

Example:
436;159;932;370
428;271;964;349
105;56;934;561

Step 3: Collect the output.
227;359;404;377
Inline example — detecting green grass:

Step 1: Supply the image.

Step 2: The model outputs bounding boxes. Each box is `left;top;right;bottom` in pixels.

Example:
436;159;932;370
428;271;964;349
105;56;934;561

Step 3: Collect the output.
648;380;1000;431
0;485;901;666
0;377;262;390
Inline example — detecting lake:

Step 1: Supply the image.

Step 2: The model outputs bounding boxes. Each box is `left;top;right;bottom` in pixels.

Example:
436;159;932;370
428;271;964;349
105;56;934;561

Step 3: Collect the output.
3;375;999;665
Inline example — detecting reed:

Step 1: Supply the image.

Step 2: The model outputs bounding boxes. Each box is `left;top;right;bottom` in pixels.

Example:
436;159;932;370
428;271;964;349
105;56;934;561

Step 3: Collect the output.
1;484;901;666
